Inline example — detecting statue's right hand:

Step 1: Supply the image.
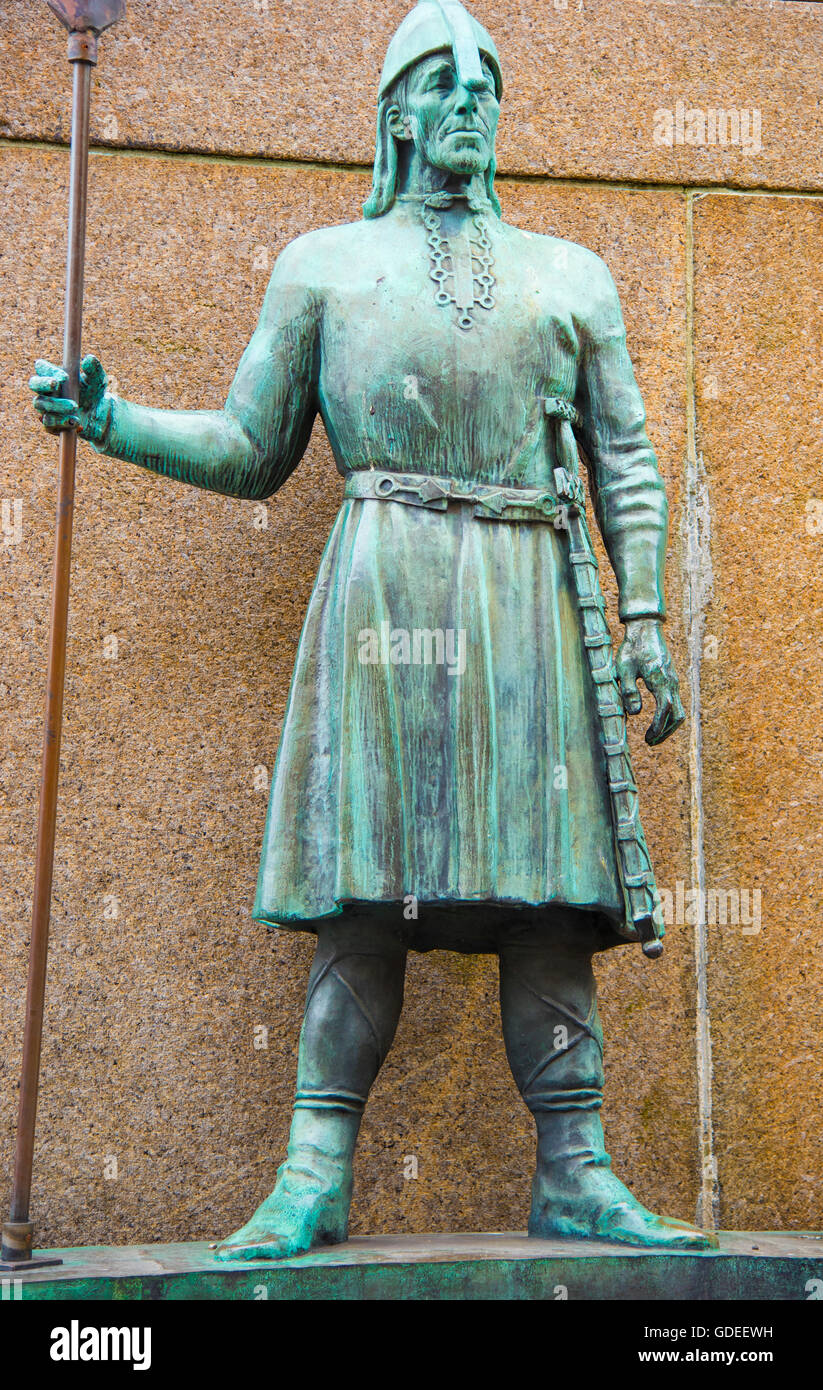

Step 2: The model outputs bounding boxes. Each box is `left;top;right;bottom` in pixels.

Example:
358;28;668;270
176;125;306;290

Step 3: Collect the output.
29;354;110;442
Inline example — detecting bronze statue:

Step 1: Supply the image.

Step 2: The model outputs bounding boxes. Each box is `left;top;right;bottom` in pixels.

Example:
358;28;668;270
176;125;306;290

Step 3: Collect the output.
30;0;713;1258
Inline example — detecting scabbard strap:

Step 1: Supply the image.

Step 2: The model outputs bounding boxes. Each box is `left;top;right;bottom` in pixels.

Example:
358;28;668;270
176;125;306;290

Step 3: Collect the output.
344;469;565;525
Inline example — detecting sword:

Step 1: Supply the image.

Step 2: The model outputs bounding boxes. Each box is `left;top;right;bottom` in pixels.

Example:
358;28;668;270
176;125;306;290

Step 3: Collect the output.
545;400;665;960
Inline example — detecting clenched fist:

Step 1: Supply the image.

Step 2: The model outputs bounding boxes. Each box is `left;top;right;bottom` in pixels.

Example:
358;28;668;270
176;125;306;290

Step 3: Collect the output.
29;354;111;443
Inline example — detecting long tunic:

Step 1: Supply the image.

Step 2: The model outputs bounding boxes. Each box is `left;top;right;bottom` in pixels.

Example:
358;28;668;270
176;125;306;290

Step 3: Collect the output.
93;203;669;952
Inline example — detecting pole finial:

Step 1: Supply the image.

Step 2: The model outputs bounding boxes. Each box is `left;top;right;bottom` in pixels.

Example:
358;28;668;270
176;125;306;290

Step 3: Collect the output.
46;1;125;35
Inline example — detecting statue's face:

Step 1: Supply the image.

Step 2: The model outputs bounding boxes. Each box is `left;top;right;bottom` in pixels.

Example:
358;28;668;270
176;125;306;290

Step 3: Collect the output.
397;51;500;177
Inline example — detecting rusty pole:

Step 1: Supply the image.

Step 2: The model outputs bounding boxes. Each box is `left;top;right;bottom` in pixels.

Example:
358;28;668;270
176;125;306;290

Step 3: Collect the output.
1;1;125;1272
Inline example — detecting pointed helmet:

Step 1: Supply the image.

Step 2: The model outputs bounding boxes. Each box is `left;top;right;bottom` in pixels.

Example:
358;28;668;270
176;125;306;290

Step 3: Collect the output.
364;1;503;221
378;1;503;101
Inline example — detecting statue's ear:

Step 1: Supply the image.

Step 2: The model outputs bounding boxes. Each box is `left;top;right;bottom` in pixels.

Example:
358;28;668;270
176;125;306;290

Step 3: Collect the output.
386;104;413;141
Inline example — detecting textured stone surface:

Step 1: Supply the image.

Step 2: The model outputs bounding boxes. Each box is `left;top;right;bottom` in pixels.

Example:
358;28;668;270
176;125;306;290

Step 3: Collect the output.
693;194;823;1231
0;144;698;1245
1;0;822;190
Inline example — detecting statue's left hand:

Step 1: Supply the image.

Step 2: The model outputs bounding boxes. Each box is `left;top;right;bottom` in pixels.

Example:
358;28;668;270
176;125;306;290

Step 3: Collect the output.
616;618;685;746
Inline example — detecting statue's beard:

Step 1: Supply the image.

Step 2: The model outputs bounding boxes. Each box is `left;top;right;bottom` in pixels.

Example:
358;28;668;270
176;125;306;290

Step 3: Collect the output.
428;145;492;176
422;132;493;179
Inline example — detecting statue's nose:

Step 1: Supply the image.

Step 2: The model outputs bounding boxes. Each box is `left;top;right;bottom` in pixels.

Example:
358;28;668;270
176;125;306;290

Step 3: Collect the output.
453;82;480;115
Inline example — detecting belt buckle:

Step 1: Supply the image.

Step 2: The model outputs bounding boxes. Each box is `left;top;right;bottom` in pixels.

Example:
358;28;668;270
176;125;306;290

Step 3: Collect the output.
535;491;559;519
471;489;559;523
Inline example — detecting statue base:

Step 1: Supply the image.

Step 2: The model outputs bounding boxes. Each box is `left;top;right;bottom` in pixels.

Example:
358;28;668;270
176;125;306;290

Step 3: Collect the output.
8;1231;823;1300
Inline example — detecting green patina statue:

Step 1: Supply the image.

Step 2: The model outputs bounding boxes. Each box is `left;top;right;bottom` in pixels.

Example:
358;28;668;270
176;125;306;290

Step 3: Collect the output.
31;1;714;1256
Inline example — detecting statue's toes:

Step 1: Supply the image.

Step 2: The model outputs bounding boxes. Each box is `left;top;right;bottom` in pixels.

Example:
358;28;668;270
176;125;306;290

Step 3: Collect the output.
597;1203;718;1250
213;1213;297;1262
659;1216;720;1247
214;1230;295;1263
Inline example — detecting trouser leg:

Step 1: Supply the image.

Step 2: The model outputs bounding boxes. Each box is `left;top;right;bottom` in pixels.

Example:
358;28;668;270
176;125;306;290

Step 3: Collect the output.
499;932;605;1119
286;918;409;1190
498;919;713;1249
499;931;611;1236
216;917;407;1260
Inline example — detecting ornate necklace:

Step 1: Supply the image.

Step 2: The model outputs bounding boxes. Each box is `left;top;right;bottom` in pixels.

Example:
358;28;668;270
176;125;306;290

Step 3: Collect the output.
401;193;497;332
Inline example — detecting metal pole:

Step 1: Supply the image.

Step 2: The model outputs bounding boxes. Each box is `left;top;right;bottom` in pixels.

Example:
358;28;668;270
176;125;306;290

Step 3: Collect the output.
0;31;96;1273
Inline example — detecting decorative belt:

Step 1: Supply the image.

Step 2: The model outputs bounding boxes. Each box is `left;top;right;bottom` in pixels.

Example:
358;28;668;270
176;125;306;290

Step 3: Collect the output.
344;469;569;525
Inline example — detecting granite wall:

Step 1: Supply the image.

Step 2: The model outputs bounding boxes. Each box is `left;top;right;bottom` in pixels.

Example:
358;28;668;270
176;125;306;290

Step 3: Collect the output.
0;0;821;1246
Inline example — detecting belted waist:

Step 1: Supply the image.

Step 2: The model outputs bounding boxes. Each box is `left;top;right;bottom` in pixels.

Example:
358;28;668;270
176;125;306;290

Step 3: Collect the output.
344;469;572;524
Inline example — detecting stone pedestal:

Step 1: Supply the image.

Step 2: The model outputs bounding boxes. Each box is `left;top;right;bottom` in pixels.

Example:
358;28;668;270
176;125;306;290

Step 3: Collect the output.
8;1232;823;1301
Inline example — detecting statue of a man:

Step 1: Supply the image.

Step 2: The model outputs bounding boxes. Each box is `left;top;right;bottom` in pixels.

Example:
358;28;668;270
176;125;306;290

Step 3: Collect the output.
30;1;713;1257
